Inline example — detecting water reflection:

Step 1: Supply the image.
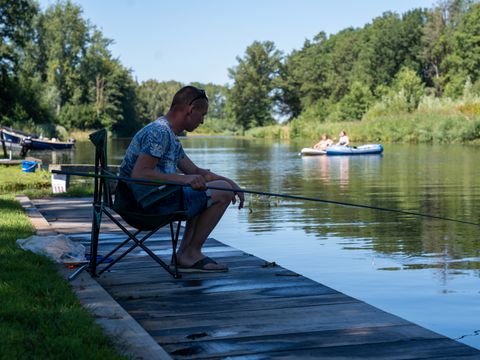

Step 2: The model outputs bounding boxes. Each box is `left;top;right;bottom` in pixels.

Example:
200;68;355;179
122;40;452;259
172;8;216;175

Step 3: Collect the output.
38;136;480;349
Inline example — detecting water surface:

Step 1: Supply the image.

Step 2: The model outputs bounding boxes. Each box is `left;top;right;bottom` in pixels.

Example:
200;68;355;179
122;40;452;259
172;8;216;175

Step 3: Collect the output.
32;137;480;349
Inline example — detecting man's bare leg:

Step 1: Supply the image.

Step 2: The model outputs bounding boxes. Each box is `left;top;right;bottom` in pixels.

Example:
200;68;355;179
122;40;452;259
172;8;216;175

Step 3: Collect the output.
177;180;234;270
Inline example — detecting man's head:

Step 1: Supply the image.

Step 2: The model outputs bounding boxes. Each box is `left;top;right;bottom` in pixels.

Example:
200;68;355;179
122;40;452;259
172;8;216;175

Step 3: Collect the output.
170;86;209;132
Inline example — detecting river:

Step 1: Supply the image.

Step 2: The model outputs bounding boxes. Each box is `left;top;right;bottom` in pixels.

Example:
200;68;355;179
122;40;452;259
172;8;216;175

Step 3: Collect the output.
31;136;480;349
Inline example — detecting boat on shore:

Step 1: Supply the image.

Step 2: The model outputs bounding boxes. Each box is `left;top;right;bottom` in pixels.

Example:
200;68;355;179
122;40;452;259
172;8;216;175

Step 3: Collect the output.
300;147;326;156
326;144;383;155
1;127;75;150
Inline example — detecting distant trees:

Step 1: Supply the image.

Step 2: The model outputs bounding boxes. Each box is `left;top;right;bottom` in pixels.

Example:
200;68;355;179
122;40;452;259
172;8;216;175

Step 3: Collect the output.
227;41;282;130
1;0;479;137
0;0;234;137
227;0;480;131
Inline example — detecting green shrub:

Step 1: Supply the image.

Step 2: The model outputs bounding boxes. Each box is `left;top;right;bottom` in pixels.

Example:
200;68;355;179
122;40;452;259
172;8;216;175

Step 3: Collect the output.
245;124;289;139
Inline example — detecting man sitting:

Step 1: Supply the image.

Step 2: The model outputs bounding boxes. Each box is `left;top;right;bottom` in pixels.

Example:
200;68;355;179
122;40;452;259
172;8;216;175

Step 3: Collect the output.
119;86;244;272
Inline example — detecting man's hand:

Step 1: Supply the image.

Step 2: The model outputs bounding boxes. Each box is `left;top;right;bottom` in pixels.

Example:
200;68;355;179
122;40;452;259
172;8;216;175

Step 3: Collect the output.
184;174;207;190
230;181;245;209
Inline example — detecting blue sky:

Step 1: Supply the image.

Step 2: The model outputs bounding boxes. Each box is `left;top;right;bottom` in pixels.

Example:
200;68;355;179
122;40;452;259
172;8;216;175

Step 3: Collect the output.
38;0;435;85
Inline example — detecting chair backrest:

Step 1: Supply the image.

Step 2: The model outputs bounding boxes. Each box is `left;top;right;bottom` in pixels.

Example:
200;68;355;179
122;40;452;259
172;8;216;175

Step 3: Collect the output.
88;128;187;231
89;129;115;208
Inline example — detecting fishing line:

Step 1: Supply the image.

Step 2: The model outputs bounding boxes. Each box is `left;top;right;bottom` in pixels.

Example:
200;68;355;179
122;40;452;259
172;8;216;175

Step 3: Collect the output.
52;170;480;227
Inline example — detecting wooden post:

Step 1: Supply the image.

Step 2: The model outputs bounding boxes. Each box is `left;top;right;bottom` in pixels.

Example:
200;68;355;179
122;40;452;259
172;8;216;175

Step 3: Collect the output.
1;131;7;158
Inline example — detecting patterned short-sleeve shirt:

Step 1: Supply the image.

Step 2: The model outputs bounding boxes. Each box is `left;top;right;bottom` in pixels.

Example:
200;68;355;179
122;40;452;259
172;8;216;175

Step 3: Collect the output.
120;117;186;177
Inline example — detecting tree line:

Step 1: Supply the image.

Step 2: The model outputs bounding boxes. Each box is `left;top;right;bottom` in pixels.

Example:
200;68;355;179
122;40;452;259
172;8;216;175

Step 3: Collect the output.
0;0;227;137
229;0;480;133
1;0;479;139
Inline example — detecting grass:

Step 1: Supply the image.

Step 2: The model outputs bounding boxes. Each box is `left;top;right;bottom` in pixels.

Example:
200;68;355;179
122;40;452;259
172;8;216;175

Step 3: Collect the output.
0;166;122;359
249;112;480;144
0;194;127;359
0;166;94;198
0;166;51;193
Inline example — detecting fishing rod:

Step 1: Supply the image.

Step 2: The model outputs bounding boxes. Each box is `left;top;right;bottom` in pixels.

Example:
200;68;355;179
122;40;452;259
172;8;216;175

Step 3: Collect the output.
52;170;480;227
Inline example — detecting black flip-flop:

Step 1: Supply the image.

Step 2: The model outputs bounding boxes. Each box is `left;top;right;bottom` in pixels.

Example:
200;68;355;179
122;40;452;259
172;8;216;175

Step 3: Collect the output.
178;257;228;273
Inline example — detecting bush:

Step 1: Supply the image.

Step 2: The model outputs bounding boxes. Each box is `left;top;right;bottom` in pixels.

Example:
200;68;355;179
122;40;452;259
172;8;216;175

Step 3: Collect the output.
363;91;410;120
327;82;374;122
245;124;289;139
58;104;99;130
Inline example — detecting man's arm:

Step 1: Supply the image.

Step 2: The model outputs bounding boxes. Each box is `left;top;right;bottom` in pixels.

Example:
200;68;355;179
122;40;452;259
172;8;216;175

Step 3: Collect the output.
131;153;207;190
178;155;245;209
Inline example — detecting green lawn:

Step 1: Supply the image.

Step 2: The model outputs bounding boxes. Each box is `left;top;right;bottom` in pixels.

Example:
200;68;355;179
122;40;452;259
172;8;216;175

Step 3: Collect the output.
0;166;126;359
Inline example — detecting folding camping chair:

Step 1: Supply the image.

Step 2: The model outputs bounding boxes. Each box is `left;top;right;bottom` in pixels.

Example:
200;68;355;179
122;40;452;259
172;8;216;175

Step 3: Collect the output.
86;129;188;279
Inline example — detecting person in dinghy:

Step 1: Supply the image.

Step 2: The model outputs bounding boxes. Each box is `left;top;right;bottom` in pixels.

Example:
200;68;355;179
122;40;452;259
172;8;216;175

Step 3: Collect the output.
336;130;350;146
313;134;333;151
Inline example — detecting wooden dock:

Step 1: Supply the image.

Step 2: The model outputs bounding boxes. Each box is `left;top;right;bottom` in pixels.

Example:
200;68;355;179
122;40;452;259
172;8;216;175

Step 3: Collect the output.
32;197;480;359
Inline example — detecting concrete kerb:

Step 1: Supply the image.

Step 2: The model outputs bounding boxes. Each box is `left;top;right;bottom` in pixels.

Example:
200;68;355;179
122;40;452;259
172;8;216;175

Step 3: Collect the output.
16;195;173;360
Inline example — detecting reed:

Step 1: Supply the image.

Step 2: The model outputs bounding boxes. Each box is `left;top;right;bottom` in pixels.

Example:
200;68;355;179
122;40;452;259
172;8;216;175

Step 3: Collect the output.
248;110;480;144
245;124;290;139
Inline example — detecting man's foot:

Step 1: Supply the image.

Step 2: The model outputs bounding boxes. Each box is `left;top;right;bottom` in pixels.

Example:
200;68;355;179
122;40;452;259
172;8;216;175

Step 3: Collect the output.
178;257;228;273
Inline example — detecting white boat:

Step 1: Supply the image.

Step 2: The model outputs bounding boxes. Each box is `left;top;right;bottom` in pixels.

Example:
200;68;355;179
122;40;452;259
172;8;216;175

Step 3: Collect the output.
300;147;326;156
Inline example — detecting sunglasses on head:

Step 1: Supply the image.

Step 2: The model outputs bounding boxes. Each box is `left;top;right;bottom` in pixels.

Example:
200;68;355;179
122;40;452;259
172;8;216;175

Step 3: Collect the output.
188;89;208;105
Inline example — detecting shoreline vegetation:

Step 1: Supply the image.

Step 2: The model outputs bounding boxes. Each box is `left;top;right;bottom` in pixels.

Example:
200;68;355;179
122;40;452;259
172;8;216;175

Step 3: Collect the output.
3;1;480;144
0;192;125;359
0;168;118;358
243;109;480;144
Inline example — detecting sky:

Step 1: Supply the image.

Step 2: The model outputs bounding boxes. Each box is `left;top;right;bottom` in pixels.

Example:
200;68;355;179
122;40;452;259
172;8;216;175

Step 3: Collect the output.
38;0;435;86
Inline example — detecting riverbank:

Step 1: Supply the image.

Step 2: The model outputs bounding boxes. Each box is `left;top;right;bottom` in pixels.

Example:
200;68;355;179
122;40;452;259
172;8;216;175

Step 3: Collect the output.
0;194;126;359
246;112;480;144
0;165;113;359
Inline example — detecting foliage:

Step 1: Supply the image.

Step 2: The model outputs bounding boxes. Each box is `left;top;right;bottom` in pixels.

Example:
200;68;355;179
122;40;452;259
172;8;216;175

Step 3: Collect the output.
0;0;37;77
136;80;182;126
245;124;289;139
327;81;374;121
228;41;283;130
1;0;480;143
443;2;480;97
392;67;425;111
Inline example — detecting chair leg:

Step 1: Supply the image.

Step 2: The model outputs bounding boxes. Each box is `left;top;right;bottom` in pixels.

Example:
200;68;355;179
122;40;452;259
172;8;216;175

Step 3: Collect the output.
89;204;102;277
97;229;153;275
102;210;178;277
98;228;142;267
170;221;182;279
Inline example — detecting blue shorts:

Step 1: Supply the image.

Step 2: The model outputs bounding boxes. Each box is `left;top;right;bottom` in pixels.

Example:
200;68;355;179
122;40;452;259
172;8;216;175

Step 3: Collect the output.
130;183;210;219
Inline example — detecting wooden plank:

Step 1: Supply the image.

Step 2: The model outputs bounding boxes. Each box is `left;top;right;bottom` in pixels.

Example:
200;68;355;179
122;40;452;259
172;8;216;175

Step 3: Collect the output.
33;197;480;359
120;293;356;319
162;325;444;359
100;269;321;299
140;302;411;344
214;339;480;360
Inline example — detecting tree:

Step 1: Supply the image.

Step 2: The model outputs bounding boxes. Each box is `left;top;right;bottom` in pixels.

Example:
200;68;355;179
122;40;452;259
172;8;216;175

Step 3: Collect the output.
443;2;480;97
40;0;88;109
357;11;426;90
228;41;283;130
323;28;365;102
329;81;374;121
276;34;328;119
136;80;182;126
0;0;38;124
0;0;37;78
393;67;425;111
